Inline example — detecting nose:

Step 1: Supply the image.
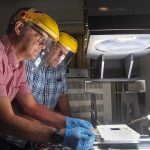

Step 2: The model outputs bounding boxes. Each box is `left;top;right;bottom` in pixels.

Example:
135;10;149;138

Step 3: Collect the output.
56;53;63;60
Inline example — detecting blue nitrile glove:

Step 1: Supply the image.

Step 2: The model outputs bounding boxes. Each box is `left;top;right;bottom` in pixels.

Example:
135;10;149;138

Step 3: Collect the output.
63;127;95;150
66;117;93;129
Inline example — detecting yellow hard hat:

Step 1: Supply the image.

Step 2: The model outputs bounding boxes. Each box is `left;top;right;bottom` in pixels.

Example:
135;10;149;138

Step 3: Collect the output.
20;10;59;41
59;32;78;53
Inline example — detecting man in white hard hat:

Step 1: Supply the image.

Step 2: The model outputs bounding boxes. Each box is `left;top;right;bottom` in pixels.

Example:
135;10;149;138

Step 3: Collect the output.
0;7;95;150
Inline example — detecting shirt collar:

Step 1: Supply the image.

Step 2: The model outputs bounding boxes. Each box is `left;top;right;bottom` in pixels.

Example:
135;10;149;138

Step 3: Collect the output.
1;35;19;69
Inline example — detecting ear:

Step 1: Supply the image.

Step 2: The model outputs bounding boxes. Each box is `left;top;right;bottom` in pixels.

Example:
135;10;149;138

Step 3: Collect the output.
14;21;24;35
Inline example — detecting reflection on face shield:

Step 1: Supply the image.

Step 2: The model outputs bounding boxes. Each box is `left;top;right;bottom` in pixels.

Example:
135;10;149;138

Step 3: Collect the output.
34;37;53;68
61;51;74;66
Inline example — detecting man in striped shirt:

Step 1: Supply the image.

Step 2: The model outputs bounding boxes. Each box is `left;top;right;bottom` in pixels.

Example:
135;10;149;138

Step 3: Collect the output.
25;32;77;116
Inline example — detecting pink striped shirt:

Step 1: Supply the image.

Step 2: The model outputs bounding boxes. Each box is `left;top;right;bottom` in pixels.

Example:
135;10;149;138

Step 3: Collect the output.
0;35;31;101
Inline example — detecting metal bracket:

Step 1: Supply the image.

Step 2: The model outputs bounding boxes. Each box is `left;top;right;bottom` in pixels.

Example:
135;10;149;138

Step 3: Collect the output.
98;54;105;79
124;54;134;79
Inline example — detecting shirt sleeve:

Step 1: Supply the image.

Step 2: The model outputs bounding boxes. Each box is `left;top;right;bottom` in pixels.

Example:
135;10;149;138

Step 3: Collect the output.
24;60;34;89
0;51;7;97
17;64;31;95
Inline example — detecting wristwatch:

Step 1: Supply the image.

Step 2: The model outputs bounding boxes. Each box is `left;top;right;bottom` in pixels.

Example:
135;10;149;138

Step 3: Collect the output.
51;128;64;144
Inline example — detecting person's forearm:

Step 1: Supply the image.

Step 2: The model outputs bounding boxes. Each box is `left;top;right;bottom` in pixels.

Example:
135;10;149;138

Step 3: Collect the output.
24;103;66;128
0;113;56;143
58;94;71;116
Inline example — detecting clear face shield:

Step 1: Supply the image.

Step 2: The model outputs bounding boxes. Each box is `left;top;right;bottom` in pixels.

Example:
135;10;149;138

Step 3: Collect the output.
45;42;75;68
34;37;52;67
22;21;53;61
59;50;74;66
29;23;54;69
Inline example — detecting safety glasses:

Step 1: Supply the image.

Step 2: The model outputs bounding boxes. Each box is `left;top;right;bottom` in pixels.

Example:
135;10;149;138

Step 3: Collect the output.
53;44;69;57
23;21;52;48
31;25;48;47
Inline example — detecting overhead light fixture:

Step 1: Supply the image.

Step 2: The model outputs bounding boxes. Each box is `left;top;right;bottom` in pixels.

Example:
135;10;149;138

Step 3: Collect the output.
86;0;150;59
98;6;111;12
87;34;150;59
94;34;150;54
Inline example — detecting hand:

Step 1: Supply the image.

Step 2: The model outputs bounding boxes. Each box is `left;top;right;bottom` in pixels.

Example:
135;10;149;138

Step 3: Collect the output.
66;117;93;129
63;127;95;150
